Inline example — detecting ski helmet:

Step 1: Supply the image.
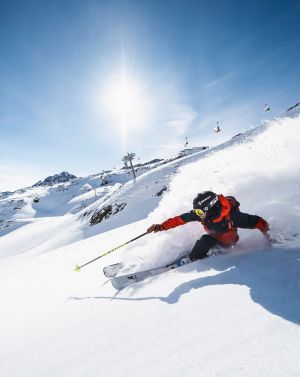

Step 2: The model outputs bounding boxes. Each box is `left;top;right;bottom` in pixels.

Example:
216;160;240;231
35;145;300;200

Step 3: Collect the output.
193;191;219;214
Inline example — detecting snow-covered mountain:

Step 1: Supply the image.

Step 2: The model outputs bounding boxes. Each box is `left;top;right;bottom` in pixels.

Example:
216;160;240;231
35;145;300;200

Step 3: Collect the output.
0;159;168;237
0;105;299;377
33;171;77;187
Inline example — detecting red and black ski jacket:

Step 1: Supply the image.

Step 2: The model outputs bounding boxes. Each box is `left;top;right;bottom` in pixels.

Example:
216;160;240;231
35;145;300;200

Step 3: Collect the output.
159;195;269;246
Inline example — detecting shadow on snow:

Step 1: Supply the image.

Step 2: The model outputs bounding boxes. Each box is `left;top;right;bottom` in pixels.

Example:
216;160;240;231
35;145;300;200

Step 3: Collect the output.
70;248;300;325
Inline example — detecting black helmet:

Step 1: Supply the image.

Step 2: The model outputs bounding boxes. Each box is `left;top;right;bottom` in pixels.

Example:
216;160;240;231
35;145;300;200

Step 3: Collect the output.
193;191;219;214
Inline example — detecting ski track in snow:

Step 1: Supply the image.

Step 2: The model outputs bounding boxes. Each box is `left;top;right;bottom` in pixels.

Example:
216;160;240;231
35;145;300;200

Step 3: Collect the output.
0;115;300;377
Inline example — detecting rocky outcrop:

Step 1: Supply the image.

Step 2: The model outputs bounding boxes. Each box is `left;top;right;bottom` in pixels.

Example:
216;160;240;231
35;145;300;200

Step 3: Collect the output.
33;171;77;187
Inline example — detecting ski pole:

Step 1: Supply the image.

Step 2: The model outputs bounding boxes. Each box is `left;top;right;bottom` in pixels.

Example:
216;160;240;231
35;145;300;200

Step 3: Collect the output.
74;232;148;272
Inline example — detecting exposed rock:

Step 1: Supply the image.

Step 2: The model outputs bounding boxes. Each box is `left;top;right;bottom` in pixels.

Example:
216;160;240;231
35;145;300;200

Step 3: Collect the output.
155;186;168;197
90;205;113;225
33;171;77;187
90;202;127;226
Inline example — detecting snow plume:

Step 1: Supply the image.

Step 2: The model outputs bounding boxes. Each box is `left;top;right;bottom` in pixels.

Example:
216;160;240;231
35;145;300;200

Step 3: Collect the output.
123;115;300;269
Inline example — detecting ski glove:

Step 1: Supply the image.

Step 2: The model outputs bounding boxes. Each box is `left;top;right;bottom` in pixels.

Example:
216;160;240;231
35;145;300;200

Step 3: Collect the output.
147;224;163;233
255;218;270;235
255;218;273;243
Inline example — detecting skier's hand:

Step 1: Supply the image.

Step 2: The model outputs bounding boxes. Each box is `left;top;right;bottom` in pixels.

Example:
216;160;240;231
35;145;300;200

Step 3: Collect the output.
147;224;162;233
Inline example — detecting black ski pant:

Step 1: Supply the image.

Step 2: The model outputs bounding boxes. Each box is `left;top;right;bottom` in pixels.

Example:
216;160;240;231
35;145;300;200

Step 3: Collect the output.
189;234;218;261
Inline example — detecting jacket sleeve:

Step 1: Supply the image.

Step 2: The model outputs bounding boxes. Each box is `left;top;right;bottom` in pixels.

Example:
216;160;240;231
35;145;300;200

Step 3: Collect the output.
160;211;200;230
230;209;270;234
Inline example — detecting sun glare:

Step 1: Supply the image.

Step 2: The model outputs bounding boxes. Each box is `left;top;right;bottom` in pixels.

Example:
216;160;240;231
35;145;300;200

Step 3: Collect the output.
105;79;140;118
100;73;148;147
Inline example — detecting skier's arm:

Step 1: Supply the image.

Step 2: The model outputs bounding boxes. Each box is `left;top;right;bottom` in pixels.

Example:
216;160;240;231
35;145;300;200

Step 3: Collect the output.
147;211;200;233
231;209;270;235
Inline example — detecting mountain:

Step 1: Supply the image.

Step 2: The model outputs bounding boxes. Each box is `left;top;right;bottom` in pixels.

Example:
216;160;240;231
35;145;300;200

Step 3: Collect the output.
33;171;77;186
0;160;169;237
0;105;299;377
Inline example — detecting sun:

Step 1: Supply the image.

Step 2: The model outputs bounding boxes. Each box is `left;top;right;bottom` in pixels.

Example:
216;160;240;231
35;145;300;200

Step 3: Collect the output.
100;72;148;147
104;78;141;120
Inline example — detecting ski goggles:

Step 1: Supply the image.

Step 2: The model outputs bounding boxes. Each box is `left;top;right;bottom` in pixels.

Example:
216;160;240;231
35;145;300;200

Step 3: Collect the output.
194;208;206;218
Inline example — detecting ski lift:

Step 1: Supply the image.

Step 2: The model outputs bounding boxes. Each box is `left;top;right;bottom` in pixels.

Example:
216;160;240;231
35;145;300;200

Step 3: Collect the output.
264;104;270;112
184;137;189;148
214;122;221;133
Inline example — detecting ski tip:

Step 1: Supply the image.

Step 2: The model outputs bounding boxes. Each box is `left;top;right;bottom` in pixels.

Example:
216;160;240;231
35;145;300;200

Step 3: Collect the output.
74;264;81;272
111;279;122;290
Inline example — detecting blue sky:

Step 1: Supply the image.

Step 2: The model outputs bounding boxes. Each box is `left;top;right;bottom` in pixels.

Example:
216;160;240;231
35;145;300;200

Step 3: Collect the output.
0;0;299;190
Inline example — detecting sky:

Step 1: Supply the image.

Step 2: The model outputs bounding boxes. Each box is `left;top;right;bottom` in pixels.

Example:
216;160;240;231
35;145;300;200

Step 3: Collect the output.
0;0;300;191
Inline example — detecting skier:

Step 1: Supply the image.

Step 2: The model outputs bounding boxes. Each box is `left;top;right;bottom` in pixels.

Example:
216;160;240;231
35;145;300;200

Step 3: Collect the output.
147;191;270;262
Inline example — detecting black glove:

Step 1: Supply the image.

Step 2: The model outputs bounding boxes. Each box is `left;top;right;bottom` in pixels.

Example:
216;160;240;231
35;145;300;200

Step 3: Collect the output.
147;224;162;233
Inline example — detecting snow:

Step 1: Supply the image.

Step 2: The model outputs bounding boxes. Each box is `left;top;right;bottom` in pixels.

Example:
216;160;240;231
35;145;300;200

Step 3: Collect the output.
0;113;300;377
0;169;140;236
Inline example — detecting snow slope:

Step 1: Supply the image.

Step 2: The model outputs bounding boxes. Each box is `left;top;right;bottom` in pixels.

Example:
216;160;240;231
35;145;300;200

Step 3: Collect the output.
0;161;164;239
116;115;300;271
0;114;300;377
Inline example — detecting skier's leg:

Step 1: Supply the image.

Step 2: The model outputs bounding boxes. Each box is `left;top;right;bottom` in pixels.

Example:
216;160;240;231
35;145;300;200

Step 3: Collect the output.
189;234;218;261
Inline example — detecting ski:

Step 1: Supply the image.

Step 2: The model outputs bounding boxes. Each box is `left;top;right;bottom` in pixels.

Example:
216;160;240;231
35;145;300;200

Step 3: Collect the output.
110;257;191;290
103;263;123;278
